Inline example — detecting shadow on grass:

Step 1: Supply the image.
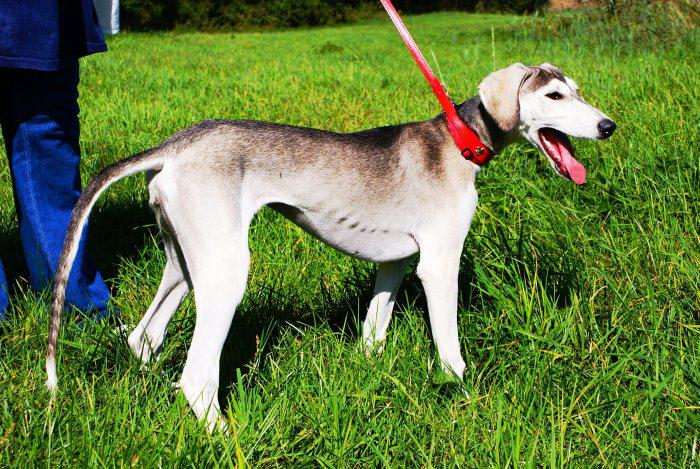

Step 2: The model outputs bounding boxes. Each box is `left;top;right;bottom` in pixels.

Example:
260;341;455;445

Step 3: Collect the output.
0;221;28;295
216;265;379;410
215;228;582;411
88;199;156;281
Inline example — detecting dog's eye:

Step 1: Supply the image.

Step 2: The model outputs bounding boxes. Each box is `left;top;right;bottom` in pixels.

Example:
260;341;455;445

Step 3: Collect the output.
546;91;563;100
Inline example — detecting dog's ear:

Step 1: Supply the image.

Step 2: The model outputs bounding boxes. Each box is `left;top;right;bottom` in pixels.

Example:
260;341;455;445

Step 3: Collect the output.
478;63;533;132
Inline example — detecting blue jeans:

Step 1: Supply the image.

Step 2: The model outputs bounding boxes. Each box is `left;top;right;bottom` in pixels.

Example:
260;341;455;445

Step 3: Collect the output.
0;60;111;320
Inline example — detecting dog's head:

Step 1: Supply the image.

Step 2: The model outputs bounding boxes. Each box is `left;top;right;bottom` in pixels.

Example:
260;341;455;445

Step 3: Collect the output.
478;63;616;185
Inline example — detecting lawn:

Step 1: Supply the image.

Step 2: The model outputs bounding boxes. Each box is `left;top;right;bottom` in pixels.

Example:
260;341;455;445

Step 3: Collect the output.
0;11;698;466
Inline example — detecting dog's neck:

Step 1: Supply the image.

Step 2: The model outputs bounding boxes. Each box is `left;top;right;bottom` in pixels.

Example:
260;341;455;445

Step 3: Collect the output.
450;96;512;155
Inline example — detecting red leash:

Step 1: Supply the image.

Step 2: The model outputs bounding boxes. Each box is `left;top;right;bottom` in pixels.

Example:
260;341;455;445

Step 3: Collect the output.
379;0;493;166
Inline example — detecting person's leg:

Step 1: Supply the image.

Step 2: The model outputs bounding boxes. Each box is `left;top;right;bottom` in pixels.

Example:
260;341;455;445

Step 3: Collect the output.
1;61;111;317
0;73;10;320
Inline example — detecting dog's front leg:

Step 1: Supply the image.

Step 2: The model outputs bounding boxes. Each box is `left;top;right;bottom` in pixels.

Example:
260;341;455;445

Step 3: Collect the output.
362;257;413;354
416;237;466;381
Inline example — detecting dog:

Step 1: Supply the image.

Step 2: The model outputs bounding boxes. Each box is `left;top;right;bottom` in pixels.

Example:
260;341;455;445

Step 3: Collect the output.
45;63;616;430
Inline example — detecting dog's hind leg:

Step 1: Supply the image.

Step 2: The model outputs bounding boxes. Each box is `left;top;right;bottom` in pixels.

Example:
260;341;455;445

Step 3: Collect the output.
362;257;412;354
128;246;190;363
128;199;192;363
179;229;249;431
166;179;253;431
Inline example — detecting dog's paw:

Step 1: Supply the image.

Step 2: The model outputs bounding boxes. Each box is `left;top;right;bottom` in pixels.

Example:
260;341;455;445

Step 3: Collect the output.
362;339;385;357
209;417;231;435
434;367;461;386
128;330;164;365
433;368;470;399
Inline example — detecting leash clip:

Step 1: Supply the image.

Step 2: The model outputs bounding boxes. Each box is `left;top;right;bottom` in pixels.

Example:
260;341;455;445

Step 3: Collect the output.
463;146;491;165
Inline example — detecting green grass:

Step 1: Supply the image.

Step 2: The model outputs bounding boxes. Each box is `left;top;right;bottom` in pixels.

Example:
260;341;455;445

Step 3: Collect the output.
1;11;698;466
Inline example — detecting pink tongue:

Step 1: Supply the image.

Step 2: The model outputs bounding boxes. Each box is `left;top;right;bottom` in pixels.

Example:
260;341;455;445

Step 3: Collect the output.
542;130;587;185
561;149;586;185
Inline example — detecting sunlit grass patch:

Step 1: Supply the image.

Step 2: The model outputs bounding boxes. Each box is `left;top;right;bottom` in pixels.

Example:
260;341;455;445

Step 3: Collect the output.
0;11;698;466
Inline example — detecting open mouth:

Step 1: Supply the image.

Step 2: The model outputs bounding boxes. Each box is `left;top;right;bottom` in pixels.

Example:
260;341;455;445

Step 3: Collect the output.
538;128;586;185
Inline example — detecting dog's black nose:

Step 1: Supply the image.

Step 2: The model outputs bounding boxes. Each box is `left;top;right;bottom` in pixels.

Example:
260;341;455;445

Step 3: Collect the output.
598;119;616;139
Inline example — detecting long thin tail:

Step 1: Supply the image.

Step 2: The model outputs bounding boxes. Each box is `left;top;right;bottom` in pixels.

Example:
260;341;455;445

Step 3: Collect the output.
46;148;164;391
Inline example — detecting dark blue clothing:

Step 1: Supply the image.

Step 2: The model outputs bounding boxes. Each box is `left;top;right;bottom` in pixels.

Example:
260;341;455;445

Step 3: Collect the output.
0;60;111;318
0;0;107;71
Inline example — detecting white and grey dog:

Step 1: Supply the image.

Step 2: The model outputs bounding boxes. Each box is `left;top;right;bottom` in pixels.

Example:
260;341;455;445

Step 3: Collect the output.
46;63;616;429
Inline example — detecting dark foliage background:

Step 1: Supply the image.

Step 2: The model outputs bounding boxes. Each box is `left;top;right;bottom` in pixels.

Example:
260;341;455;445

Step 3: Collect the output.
120;0;548;31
